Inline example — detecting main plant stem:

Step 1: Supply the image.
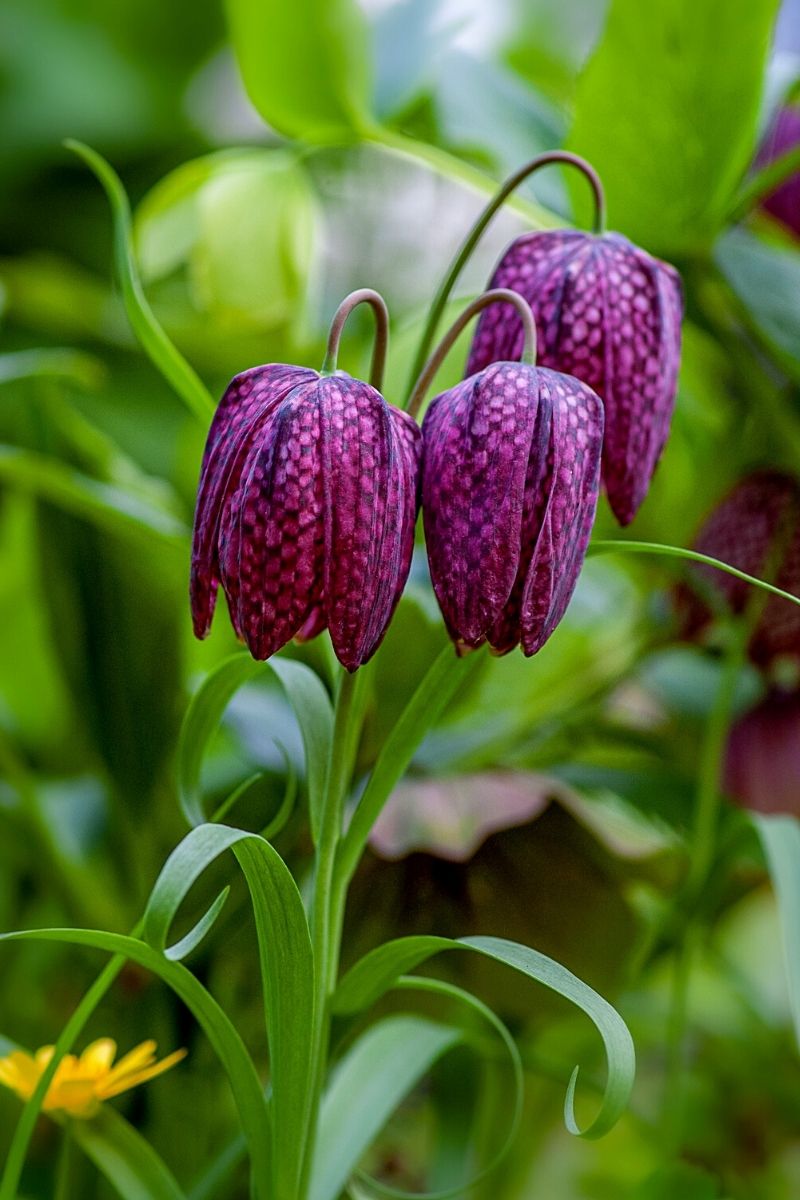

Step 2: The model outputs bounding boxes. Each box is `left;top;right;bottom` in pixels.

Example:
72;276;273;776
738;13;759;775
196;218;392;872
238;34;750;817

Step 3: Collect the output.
301;668;368;1196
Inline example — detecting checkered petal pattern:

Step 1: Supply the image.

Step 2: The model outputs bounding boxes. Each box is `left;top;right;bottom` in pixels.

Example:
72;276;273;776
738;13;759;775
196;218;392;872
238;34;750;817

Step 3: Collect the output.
191;364;421;670
421;361;603;657
466;230;682;526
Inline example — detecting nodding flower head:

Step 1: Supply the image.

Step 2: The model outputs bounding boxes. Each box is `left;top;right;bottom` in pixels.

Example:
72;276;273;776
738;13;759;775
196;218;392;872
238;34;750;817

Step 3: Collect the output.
191;304;421;672
680;470;800;670
418;291;604;658
755;102;800;238
466;229;682;526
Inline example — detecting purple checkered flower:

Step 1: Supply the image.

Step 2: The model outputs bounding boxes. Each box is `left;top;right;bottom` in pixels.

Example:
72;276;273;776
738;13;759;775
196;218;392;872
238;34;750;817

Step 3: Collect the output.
191;363;421;671
680;470;800;669
466;231;683;526
422;361;603;656
755;103;800;237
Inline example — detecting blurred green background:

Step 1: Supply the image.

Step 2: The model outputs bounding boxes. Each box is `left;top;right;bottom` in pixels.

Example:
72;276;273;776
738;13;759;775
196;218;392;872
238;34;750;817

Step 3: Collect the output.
3;0;800;1197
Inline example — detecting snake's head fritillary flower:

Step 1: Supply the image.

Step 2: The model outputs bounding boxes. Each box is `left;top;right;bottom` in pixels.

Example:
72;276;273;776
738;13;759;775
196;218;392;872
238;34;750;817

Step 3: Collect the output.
755;103;800;238
725;689;800;816
466;230;683;526
0;1039;186;1119
680;470;800;669
191;363;421;671
422;360;603;656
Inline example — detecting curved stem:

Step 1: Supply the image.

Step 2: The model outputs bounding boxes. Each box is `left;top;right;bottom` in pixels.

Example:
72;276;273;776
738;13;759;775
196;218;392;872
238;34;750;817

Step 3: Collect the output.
405;150;605;397
588;539;800;611
406;289;537;419
320;288;390;391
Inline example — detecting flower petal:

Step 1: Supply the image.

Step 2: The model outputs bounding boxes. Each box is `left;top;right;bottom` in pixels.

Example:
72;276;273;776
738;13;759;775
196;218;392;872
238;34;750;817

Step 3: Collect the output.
96;1048;187;1100
224;382;325;660
467;230;682;525
320;377;421;670
190;364;315;638
520;371;603;656
422;363;540;648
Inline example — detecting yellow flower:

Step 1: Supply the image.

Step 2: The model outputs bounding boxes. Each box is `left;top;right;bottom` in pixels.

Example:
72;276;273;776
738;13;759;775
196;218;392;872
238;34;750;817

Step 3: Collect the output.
0;1038;187;1119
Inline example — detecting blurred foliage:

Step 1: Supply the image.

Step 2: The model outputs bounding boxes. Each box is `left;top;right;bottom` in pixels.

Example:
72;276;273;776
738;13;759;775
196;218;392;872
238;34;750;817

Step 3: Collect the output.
1;0;800;1198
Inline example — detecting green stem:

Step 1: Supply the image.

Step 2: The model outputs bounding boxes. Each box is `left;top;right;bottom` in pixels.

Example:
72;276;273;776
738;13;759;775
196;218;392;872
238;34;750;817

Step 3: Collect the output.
300;667;370;1195
588;539;800;611
404;149;605;399
320;288;390;390
406;289;538;419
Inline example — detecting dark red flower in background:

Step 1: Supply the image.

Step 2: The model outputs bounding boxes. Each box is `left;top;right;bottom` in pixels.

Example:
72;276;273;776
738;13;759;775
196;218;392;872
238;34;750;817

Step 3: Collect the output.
725;690;800;816
466;230;683;526
191;364;421;671
681;470;800;668
421;360;603;656
755;103;800;239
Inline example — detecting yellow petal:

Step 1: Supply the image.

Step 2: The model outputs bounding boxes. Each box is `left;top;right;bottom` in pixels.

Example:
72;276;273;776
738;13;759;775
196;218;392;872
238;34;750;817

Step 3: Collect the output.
45;1079;101;1119
34;1046;55;1071
96;1048;187;1100
79;1038;117;1077
98;1040;158;1088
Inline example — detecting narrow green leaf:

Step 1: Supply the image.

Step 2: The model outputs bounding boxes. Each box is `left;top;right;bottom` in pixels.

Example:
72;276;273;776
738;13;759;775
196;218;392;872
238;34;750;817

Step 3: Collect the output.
0;444;187;543
568;0;780;253
0;927;271;1200
339;648;478;880
143;824;315;1200
311;1016;461;1200
334;934;635;1140
754;813;800;1050
0;348;105;389
588;539;800;610
225;0;374;141
64;140;216;425
70;1106;187;1200
716;227;800;381
178;653;333;834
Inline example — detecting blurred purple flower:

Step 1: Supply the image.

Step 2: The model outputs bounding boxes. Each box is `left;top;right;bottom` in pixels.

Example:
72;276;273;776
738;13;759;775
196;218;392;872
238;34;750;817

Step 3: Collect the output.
725;690;800;815
466;231;683;525
755;103;800;237
681;470;800;668
421;360;603;656
191;363;421;670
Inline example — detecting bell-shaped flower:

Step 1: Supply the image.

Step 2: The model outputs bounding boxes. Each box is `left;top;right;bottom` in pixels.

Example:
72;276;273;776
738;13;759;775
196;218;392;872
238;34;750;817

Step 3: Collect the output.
755;102;800;238
466;230;682;526
725;689;800;816
191;362;421;671
420;292;603;656
680;469;800;669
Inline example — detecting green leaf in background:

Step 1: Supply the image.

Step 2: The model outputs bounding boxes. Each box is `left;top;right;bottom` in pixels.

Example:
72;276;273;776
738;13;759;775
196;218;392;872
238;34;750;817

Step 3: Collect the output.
754;814;800;1051
568;0;780;253
310;1015;462;1200
64;140;215;425
143;823;315;1200
178;653;333;835
0;927;271;1200
71;1106;187;1200
31;398;185;807
715;226;800;380
225;0;374;141
136;150;319;339
0;348;106;390
0;444;186;542
333;934;635;1140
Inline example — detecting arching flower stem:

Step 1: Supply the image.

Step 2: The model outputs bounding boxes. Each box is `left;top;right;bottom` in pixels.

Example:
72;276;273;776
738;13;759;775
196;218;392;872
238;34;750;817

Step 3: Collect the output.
405;150;605;399
406;288;538;420
320;288;390;391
